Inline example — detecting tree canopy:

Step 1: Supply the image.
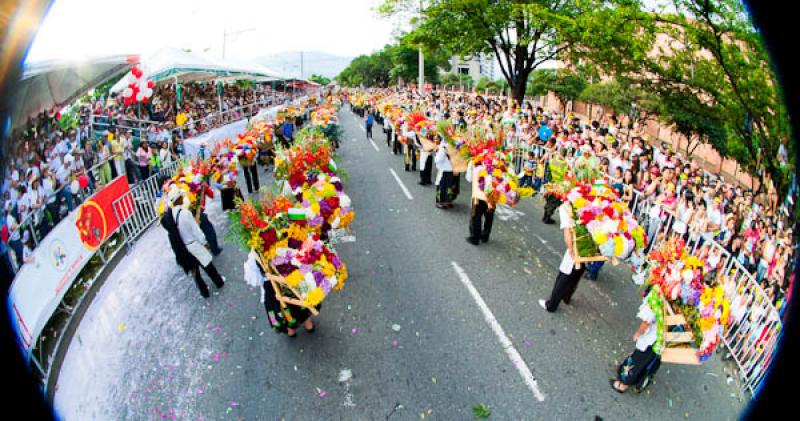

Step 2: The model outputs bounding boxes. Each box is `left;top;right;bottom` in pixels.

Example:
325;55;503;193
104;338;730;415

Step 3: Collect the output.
336;40;448;88
380;0;608;102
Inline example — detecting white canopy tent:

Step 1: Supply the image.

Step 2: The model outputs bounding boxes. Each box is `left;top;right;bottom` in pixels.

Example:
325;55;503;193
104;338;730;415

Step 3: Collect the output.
11;54;137;129
109;47;287;93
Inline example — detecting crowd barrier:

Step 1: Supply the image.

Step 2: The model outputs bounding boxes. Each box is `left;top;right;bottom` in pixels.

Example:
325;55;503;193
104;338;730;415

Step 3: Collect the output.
627;189;781;396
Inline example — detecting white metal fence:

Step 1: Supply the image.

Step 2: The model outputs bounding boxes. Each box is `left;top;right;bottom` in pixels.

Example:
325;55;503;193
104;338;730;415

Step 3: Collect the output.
627;189;782;396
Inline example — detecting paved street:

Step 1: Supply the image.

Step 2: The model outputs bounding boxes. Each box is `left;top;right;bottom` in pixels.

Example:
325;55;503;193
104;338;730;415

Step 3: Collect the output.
53;108;745;420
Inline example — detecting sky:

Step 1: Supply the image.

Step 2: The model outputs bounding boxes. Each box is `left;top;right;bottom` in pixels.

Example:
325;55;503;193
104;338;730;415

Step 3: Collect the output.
26;0;397;63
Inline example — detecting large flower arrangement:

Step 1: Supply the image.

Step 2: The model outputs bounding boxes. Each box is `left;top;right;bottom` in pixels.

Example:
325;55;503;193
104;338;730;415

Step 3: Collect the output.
287;173;355;233
209;140;239;188
644;239;731;361
230;197;347;308
232;133;258;166
274;129;336;190
156;160;207;215
311;105;338;127
565;183;646;259
472;150;534;207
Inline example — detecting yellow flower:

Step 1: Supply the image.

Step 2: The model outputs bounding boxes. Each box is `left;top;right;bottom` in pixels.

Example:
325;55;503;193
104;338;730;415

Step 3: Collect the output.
285;270;304;288
310;201;321;216
334;263;348;291
247;232;263;251
492;169;502;178
304;287;325;307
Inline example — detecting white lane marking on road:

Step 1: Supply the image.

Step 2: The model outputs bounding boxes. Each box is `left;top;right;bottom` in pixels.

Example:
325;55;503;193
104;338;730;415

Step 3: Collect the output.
450;261;546;402
351;138;357;142
388;168;414;200
360;126;366;132
534;234;548;244
368;138;380;152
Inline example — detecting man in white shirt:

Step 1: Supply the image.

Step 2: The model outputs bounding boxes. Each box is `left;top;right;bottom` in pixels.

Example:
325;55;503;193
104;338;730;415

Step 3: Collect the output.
540;202;586;312
166;188;225;298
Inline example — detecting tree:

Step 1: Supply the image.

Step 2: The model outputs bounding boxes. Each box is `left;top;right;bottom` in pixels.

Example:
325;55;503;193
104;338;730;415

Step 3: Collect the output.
579;0;793;198
309;74;331;86
440;72;474;90
380;0;609;103
336;40;447;87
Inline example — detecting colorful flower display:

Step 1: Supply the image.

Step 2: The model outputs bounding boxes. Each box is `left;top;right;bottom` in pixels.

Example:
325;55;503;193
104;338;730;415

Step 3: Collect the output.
643;239;731;361
471;150;534;207
566;183;646;259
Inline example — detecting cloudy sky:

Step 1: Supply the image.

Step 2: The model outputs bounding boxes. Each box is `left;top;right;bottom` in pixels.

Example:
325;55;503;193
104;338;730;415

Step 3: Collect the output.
26;0;398;62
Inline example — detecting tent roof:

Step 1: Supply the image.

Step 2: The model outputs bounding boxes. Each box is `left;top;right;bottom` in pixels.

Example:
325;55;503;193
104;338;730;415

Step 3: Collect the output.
110;47;288;92
11;54;137;129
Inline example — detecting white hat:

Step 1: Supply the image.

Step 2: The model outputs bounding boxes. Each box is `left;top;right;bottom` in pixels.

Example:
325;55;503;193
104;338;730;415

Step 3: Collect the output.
64;153;74;163
167;187;183;205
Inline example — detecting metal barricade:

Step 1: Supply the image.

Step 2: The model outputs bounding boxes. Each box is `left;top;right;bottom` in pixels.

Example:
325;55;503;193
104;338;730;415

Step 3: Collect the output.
627;193;783;396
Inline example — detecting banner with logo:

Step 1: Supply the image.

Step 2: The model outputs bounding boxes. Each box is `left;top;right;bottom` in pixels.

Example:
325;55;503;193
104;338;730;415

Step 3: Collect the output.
8;176;131;361
75;176;131;250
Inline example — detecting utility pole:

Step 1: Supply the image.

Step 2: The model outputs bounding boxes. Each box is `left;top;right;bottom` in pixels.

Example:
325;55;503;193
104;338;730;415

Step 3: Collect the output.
300;51;304;80
418;0;424;94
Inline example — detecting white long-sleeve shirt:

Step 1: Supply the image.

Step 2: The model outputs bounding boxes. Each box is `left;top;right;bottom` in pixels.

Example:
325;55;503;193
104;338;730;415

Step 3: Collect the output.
434;145;452;172
172;207;206;246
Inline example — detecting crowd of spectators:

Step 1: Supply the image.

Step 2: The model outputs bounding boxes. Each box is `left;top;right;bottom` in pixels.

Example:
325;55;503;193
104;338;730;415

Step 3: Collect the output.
375;88;794;313
0;81;298;278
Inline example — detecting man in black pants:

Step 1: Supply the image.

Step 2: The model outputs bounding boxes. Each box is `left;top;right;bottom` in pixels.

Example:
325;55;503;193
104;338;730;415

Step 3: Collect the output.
540;201;585;312
466;162;494;245
242;162;259;194
161;189;225;298
402;125;418;171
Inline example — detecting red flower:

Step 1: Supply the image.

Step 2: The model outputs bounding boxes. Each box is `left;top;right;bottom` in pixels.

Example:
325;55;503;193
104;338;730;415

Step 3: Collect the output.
260;228;277;250
602;207;615;218
325;196;340;210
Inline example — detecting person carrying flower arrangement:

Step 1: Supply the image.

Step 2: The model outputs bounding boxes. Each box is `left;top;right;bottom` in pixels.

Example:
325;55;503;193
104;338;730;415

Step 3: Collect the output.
611;289;663;393
539;201;586;312
434;140;456;209
465;158;495;245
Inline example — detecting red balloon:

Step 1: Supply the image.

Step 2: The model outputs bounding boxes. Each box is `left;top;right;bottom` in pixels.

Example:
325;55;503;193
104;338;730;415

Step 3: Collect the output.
78;174;89;189
147;80;155;88
141;96;149;104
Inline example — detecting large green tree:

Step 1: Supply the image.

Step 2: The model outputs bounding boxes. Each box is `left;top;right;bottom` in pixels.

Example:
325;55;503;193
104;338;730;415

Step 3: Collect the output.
336;40;447;87
380;0;610;103
578;0;793;197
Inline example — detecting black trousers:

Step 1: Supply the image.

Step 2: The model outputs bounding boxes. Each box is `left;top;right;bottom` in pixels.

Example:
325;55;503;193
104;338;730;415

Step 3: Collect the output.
543;193;561;221
393;133;402;155
405;144;417;171
545;266;586;312
420;155;433;184
199;213;222;256
193;261;224;297
243;164;260;194
468;199;495;241
366;124;373;139
386;128;392;147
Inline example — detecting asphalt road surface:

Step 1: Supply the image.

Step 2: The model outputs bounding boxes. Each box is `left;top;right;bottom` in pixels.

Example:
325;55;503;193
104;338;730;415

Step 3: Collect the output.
52;108;745;420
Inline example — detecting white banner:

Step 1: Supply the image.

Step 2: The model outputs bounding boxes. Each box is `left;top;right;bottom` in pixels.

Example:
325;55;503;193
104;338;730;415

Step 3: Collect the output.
8;211;94;360
183;118;249;159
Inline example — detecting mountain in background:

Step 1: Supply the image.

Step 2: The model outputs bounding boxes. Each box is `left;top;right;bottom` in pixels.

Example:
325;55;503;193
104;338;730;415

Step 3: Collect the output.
254;51;354;80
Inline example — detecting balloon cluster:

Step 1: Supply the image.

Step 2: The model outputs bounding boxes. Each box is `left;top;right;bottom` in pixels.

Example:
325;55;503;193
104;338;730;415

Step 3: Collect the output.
121;64;154;105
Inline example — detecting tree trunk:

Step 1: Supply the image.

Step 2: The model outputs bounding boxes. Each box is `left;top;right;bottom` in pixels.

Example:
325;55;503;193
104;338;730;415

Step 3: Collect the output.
511;80;526;104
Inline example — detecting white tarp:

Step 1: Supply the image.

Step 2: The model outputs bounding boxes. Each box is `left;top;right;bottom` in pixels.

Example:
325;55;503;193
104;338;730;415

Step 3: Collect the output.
12;55;135;128
182;119;249;159
7;211;94;361
110;47;286;93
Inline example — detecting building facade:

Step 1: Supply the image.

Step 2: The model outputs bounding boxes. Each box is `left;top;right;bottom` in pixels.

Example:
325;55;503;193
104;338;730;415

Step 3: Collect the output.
446;54;495;82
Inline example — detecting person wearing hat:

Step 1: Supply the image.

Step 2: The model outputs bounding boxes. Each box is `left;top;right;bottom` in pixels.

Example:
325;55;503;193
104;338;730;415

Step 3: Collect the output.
161;187;225;298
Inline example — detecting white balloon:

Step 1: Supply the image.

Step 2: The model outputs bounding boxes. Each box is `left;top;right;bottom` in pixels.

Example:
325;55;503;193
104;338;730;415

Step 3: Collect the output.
127;73;136;83
123;87;133;97
136;92;145;101
144;88;153;97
